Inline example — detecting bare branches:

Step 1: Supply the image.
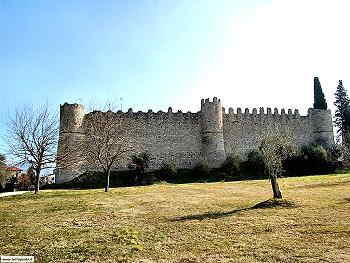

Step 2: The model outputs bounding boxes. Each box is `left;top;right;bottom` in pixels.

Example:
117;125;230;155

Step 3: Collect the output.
75;108;141;191
5;105;59;193
81;111;137;170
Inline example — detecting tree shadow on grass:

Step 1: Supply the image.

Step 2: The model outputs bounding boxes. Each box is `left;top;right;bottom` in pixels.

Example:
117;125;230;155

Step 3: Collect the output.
335;198;350;205
293;180;350;189
340;198;350;203
170;199;297;222
170;207;251;221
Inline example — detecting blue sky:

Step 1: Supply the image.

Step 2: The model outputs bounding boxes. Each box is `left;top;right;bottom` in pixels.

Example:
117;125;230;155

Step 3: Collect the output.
1;0;349;152
0;0;261;111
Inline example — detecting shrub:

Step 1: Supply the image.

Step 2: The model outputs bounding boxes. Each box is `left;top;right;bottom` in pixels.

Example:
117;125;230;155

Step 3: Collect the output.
131;152;152;184
4;176;17;192
220;154;240;178
192;161;210;178
17;174;32;190
302;144;328;163
159;161;177;181
325;144;342;162
245;150;266;178
285;143;337;175
143;173;156;185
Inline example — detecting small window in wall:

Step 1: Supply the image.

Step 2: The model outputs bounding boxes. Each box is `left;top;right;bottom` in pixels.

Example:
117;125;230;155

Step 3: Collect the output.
201;136;210;145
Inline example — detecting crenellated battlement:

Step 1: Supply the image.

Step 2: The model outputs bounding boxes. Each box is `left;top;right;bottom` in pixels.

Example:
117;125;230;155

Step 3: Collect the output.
201;97;221;107
84;107;201;122
223;107;301;119
57;96;334;184
200;97;222;113
60;102;85;133
64;102;306;123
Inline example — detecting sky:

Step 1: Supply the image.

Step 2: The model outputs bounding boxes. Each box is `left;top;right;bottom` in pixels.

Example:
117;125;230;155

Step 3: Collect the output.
1;0;349;153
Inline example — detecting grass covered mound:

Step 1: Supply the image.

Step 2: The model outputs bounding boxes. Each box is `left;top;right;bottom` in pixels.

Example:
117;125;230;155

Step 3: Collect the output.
252;198;298;209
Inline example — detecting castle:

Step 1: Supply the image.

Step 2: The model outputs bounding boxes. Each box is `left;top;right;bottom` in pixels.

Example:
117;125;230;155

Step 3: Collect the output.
56;96;334;184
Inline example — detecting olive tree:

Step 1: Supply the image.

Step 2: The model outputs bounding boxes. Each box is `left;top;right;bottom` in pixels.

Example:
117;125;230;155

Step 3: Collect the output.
259;124;297;199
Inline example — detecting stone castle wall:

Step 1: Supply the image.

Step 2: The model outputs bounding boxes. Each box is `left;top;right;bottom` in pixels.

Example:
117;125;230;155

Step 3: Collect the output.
56;98;334;184
223;108;314;156
110;109;203;169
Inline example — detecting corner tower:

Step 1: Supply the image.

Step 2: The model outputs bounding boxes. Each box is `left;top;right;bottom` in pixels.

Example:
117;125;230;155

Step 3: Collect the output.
200;97;226;168
308;108;334;146
308;79;334;146
59;103;85;133
56;103;86;184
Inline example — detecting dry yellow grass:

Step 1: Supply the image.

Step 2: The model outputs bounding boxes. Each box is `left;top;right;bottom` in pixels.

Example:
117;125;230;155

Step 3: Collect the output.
1;174;350;263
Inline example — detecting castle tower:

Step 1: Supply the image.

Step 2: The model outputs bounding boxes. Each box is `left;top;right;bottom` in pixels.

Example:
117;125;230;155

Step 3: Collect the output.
308;81;335;146
309;108;334;146
200;97;226;168
59;103;85;133
56;103;85;184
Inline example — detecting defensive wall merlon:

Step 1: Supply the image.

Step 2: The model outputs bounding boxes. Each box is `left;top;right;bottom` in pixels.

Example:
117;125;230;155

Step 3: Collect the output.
56;97;334;183
59;97;334;149
59;98;331;126
60;99;322;128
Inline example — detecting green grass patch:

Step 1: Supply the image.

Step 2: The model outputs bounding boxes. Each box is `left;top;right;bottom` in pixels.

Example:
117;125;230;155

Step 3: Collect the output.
1;174;350;262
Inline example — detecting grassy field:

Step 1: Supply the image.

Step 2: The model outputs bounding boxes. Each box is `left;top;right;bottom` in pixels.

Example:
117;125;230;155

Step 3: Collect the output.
1;174;350;263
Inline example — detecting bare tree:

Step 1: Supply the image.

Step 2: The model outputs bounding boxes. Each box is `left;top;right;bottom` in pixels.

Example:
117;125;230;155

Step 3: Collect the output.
259;124;297;199
6;105;58;194
78;110;139;192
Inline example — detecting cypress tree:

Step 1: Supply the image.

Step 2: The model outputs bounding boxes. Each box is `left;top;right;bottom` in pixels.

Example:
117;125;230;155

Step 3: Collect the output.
334;80;350;143
313;77;328;109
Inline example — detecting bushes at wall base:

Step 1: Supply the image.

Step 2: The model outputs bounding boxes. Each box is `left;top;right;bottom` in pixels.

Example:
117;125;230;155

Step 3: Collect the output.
43;170;157;189
158;161;177;181
162;162;223;184
284;144;337;175
284;158;337;176
45;143;338;190
240;150;267;179
192;161;210;178
239;144;336;179
219;155;241;180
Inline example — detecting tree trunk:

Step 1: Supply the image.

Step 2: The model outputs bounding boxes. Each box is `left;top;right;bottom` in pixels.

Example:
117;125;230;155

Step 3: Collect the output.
270;175;282;199
105;168;110;192
34;169;40;194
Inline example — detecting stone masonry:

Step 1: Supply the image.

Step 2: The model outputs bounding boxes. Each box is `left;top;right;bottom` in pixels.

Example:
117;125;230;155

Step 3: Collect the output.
55;97;334;184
